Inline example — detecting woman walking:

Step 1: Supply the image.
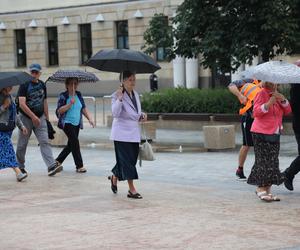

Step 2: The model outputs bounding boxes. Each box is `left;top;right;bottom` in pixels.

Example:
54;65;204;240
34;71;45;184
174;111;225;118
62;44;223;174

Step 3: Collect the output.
247;81;291;202
56;77;95;173
0;86;28;181
109;71;147;199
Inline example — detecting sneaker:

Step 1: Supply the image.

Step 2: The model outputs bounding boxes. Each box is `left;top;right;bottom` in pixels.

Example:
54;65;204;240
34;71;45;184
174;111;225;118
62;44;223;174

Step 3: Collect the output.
16;172;27;182
48;162;63;176
236;168;247;180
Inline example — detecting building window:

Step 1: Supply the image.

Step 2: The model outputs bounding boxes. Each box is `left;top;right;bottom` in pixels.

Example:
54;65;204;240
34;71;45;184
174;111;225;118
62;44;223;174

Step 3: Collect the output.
116;21;129;49
47;27;59;66
80;24;92;64
15;29;26;67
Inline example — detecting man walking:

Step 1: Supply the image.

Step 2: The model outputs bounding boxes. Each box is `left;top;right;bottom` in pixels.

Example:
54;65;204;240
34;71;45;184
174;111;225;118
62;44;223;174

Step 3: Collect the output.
284;61;300;190
16;63;62;176
228;78;261;180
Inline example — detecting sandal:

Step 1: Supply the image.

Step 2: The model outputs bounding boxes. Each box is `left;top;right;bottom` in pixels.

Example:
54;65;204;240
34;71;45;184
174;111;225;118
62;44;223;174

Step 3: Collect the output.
268;193;280;201
76;167;87;173
127;190;143;199
108;175;117;194
255;191;272;202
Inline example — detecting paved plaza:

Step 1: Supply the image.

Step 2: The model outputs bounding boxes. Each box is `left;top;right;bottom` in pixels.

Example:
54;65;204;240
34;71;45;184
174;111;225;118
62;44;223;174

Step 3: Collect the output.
1;127;300;249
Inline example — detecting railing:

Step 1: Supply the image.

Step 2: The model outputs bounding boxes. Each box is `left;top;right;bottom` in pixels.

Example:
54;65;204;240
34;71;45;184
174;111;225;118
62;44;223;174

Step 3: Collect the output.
102;95;112;125
83;96;97;127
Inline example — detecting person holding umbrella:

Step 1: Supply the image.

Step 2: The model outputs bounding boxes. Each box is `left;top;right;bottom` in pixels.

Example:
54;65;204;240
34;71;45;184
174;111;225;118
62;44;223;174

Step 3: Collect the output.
247;81;291;201
0;83;28;181
86;48;160;198
55;77;95;173
109;71;147;199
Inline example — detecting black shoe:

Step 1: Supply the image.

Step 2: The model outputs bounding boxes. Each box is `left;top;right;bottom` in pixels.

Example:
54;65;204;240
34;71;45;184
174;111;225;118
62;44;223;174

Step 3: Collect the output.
284;174;294;191
236;168;247;180
20;168;28;175
127;190;143;199
108;175;117;194
48;162;63;176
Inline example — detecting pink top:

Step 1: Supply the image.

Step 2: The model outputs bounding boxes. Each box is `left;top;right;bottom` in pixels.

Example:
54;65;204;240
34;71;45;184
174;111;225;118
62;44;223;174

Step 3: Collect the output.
251;88;291;135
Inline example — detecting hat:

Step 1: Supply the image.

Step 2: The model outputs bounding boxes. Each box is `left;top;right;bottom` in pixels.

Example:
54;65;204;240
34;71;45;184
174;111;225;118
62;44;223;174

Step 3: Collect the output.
29;63;42;72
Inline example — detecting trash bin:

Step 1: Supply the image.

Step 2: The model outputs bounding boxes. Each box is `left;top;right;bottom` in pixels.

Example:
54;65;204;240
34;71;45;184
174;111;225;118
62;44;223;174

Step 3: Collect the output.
149;73;158;92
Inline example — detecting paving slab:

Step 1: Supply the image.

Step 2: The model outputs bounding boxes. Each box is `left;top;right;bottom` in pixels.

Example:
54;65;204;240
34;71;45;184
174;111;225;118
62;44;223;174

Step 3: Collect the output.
1;144;300;250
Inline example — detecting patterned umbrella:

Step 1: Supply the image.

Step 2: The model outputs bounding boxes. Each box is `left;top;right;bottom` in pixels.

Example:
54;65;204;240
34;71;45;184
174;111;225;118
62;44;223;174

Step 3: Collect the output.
244;60;300;84
46;70;99;83
86;49;161;73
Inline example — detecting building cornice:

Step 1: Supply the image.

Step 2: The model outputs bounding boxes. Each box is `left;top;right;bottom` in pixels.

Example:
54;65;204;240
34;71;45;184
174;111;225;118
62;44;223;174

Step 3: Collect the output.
0;0;163;16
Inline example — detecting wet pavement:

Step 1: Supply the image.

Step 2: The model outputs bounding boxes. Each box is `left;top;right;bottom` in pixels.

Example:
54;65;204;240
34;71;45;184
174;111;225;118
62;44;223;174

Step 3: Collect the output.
1;126;300;249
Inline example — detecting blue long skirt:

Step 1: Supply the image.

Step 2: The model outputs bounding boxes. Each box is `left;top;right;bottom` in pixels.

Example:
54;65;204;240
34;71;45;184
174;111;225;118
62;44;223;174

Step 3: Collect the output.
0;131;18;169
112;141;139;181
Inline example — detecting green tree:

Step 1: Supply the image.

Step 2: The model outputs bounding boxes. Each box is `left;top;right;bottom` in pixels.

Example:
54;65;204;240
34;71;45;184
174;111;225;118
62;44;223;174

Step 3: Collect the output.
143;0;300;73
142;13;174;61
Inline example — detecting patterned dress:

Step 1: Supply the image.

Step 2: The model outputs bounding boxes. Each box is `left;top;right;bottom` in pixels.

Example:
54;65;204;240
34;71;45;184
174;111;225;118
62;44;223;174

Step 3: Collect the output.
0;96;21;169
0;131;18;169
247;133;286;187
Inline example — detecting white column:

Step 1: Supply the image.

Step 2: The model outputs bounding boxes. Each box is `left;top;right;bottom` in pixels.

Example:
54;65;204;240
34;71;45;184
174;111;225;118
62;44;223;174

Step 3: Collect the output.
173;56;185;87
185;57;198;88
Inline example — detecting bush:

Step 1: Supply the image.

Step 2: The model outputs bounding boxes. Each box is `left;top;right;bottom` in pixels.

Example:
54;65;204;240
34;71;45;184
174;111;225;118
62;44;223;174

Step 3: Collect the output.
141;87;241;113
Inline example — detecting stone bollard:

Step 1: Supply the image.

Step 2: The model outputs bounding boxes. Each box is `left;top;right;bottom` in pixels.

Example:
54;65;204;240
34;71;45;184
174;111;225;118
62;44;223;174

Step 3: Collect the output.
203;125;235;149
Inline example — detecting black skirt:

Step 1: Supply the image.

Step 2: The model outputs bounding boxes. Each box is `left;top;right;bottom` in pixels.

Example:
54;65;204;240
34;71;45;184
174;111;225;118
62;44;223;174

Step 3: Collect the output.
247;133;286;187
112;141;139;181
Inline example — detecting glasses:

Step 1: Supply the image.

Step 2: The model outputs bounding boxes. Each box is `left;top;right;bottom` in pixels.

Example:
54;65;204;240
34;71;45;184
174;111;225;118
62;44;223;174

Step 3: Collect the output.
31;71;40;75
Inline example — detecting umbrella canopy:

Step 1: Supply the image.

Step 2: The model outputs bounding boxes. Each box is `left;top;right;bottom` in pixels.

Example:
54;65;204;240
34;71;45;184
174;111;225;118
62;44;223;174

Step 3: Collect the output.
244;60;300;84
294;60;300;67
46;70;99;83
0;71;34;89
86;49;161;73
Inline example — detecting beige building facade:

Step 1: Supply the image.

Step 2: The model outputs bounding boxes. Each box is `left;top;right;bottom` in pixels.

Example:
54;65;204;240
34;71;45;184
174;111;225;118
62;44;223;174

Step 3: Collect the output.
0;0;188;95
1;0;298;96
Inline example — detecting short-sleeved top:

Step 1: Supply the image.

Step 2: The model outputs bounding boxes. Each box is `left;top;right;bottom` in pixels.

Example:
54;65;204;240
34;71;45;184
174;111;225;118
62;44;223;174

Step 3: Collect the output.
64;95;82;126
18;80;47;118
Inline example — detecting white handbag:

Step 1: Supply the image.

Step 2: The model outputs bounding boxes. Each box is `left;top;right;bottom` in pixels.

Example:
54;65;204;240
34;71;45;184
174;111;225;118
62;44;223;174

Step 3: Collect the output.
139;123;155;166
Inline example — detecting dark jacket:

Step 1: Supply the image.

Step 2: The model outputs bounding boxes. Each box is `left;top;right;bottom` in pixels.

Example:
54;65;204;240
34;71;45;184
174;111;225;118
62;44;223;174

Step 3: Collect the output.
290;84;300;133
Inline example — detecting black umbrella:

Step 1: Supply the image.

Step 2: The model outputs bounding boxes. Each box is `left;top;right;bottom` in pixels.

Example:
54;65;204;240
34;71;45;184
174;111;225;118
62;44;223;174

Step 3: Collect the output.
46;70;99;83
86;49;161;73
0;71;34;89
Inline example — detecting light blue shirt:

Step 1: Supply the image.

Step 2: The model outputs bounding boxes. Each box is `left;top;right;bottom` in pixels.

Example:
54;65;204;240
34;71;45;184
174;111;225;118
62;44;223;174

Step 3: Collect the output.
64;95;82;126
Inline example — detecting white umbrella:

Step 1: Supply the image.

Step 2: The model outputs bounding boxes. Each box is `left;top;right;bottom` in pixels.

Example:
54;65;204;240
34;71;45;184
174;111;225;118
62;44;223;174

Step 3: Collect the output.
243;60;300;84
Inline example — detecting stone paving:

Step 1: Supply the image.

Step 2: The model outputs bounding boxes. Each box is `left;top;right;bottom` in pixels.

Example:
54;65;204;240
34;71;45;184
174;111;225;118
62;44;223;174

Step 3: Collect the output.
1;127;300;250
